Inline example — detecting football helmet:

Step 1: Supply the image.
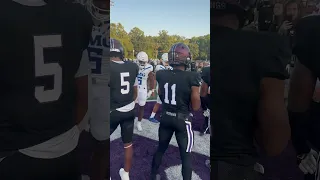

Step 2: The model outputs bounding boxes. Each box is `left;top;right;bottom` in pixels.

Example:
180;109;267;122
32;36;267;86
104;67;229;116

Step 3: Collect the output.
110;38;124;60
168;43;192;67
137;51;148;69
161;53;169;62
76;0;109;24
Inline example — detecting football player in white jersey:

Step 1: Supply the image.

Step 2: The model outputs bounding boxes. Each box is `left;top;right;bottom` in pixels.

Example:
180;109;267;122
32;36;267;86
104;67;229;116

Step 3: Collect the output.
160;52;173;70
75;0;110;180
136;51;155;131
149;53;172;123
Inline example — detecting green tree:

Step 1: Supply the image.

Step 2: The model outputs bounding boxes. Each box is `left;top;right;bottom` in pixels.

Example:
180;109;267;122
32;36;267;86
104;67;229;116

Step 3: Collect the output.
129;27;146;54
110;23;134;58
110;23;210;60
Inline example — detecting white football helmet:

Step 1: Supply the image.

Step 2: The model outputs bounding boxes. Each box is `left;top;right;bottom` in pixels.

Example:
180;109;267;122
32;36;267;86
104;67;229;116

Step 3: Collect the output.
161;53;168;62
137;51;148;69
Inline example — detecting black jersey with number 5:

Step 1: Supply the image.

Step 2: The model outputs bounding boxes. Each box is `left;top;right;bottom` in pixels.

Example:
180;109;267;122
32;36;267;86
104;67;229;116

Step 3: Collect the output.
0;1;92;151
157;69;201;114
110;61;139;110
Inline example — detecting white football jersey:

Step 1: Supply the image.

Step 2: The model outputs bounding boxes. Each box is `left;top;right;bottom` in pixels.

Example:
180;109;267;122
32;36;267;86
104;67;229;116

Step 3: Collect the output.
137;64;153;89
89;26;109;85
166;65;173;70
155;64;166;72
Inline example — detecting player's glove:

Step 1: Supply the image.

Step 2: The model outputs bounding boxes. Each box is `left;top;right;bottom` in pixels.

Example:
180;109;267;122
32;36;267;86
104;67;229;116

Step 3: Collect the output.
298;149;318;174
203;109;210;117
147;89;154;98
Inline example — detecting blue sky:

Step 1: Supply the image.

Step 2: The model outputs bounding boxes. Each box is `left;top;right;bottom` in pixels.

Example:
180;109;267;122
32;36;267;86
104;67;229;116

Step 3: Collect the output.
110;0;210;38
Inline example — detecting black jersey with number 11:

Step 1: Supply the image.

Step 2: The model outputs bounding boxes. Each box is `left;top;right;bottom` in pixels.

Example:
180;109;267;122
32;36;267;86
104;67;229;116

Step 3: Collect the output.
157;69;201;114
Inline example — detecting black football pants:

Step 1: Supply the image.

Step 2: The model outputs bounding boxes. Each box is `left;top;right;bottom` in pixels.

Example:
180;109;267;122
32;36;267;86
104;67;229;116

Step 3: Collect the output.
0;148;80;180
110;109;135;144
212;161;261;180
151;112;194;180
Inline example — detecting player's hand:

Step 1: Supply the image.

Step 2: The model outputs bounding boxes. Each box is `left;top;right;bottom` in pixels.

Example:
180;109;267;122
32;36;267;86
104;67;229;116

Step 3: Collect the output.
278;21;293;34
298;149;318;174
147;90;153;98
203;109;210;117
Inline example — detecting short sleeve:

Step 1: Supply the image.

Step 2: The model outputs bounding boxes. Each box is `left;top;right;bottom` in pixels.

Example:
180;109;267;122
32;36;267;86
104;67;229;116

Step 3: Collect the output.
190;72;201;87
75;49;90;78
201;67;210;84
257;35;291;80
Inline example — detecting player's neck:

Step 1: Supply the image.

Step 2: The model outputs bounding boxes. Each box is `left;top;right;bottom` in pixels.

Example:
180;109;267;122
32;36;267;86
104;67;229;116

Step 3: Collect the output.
111;58;123;63
173;66;185;71
212;15;239;30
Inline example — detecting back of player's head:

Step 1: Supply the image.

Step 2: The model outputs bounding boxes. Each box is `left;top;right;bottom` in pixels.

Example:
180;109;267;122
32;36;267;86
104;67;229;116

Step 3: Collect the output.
211;0;257;27
168;43;192;68
110;38;124;60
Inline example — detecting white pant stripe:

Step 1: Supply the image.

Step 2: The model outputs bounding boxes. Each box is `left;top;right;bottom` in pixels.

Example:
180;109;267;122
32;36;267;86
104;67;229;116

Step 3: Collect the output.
185;121;194;152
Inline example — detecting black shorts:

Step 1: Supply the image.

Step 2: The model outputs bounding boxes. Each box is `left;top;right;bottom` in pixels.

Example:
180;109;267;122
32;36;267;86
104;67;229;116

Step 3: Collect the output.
110;109;135;144
0;148;80;180
212;161;262;180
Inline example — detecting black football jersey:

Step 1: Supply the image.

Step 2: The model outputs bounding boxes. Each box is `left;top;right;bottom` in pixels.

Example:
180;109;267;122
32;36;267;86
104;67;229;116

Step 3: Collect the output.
293;15;320;77
0;1;92;151
211;25;291;165
157;69;201;114
110;61;139;110
201;66;210;85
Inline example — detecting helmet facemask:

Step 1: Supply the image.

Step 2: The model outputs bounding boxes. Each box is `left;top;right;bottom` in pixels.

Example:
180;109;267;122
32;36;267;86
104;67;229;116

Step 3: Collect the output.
138;61;147;69
86;0;109;29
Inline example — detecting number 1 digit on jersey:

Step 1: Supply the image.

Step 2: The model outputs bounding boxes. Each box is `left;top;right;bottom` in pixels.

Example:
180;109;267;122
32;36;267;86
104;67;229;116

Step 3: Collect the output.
164;83;176;105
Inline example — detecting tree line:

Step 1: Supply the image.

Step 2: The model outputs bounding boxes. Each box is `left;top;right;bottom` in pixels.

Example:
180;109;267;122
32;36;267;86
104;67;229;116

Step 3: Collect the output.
110;23;210;60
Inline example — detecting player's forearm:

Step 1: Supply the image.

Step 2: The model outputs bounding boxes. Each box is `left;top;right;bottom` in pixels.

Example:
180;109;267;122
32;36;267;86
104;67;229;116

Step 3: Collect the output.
75;95;88;124
258;102;290;156
148;73;156;90
75;76;88;124
133;86;138;101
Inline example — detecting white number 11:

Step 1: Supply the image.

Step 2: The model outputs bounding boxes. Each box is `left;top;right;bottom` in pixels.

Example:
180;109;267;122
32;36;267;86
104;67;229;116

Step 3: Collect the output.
164;83;176;105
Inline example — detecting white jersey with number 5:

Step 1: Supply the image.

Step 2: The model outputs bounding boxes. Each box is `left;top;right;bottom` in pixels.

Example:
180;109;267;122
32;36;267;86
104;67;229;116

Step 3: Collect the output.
137;64;153;90
88;26;109;86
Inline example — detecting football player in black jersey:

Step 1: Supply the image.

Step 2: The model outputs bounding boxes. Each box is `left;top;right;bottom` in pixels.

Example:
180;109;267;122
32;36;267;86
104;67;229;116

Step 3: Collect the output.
109;38;138;180
211;0;291;179
0;0;92;180
200;66;210;136
200;66;211;169
151;43;201;180
288;15;320;179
